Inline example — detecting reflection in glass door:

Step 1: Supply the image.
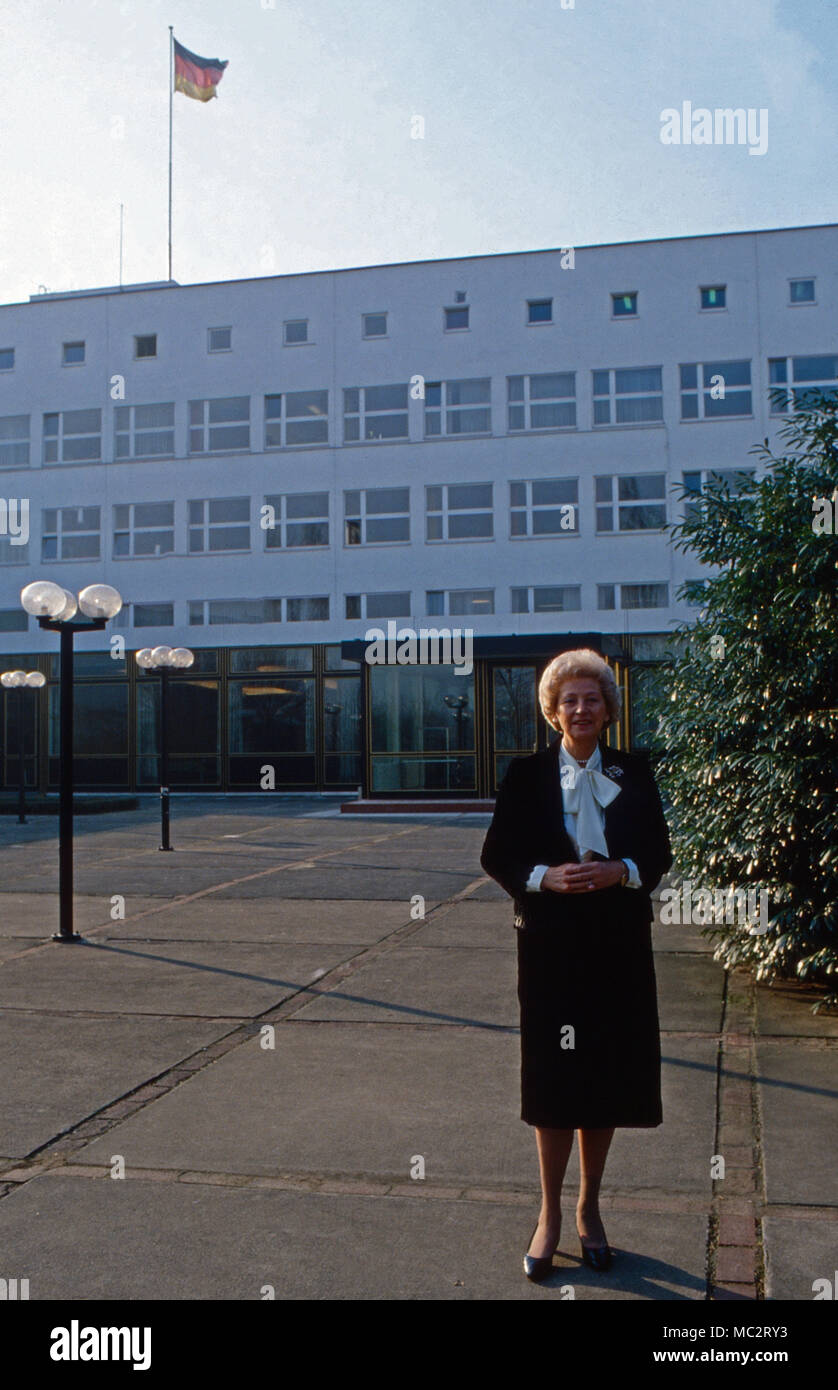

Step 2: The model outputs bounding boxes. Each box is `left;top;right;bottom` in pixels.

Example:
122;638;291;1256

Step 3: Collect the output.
492;665;537;790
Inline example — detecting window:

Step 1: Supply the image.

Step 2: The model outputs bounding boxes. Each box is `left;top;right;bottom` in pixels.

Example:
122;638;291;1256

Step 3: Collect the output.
115;402;175;459
344;487;410;545
680;360;752;419
789;279;815;304
621;583;669;609
682;469;756;521
287;596;329;622
113;502;175;557
43;408;102;464
611;292;637;317
363;313;387;337
444;306;469;330
0;416;30;469
593;367;663;425
63;341;85;365
343;384;408;441
0;609;27;631
345;592;411;620
134;334;157;359
511;585;581;613
132;603;174;627
189;397;250;452
284;320;308;345
595;474;666;532
527;299;553;324
208;327;232;351
508;373;575;430
700;286;726;310
190;598;284;626
425;379;491;436
264;492;329;548
42;506;101;561
426;483;493;541
598;583;668;610
510;478;578;535
426;589;493;616
0;348;14;371
264;391;328;447
0;533;29;564
768;356;838;413
188;498;250;553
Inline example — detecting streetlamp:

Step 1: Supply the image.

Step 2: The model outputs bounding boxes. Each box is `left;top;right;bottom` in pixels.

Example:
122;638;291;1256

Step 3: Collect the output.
135;645;194;851
20;580;123;941
0;668;46;823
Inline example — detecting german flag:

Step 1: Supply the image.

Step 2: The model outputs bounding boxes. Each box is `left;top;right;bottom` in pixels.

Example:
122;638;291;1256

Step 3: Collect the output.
173;39;228;102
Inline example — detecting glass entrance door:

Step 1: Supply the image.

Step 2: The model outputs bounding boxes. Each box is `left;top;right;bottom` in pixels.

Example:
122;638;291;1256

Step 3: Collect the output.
489;663;538;791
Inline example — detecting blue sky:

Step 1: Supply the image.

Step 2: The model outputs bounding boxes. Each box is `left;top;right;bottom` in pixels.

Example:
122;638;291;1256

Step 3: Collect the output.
1;0;835;301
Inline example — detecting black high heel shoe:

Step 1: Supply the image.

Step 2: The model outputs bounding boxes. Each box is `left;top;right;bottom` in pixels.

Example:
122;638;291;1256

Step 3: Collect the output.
577;1226;612;1272
523;1221;560;1282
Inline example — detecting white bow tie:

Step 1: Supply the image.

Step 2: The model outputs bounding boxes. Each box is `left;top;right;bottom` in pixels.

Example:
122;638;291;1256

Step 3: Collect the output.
560;750;621;859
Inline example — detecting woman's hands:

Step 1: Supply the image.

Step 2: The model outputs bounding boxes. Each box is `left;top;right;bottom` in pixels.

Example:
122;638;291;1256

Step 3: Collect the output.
541;860;626;894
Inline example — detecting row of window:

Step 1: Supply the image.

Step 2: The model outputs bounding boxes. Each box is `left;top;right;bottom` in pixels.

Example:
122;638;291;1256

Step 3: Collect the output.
0;471;752;566
0;581;676;634
1;275;821;372
1;355;833;467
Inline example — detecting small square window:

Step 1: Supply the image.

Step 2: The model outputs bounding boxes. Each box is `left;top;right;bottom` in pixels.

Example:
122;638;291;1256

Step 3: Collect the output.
284;320;308;345
0;347;14;371
611;293;637;317
63;341;85;365
426;590;445;616
597;584;616;610
445;306;469;330
789;279;815;304
363;313;387;337
700;286;726;310
345;595;361;620
527;299;552;324
135;334;157;359
208;327;232;351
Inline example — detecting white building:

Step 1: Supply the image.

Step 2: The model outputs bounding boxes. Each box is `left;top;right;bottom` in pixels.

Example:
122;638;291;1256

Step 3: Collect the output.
0;223;834;797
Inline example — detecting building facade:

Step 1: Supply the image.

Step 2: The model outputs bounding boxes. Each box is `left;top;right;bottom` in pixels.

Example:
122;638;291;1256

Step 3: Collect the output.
0;224;834;796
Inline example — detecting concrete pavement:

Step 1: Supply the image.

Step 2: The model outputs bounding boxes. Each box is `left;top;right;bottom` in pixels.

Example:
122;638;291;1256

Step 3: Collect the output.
0;796;834;1300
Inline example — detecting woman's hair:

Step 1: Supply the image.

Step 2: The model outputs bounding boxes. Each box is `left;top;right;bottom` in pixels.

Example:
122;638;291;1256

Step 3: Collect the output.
538;647;622;730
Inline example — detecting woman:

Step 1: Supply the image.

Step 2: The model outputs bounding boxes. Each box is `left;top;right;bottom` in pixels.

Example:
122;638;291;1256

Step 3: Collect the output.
480;648;671;1281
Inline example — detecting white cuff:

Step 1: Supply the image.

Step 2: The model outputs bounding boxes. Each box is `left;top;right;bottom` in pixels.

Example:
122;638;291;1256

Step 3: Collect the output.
526;864;549;892
622;857;641;889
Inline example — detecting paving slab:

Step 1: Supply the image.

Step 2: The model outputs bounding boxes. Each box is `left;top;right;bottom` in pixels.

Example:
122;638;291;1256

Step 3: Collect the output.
108;898;421;945
290;944;517;1027
756;1041;838;1206
0;1014;229;1157
755;981;838;1038
417;899;518;948
763;1216;838;1301
78;1028;716;1196
0;1174;707;1300
654;954;725;1034
0;941;366;1018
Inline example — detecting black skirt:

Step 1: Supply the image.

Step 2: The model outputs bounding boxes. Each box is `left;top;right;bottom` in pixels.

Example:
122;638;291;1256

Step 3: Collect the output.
516;892;662;1128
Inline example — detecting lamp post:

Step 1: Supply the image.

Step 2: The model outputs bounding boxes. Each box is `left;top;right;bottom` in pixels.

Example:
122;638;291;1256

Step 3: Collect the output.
135;645;194;850
0;668;46;822
20;580;123;941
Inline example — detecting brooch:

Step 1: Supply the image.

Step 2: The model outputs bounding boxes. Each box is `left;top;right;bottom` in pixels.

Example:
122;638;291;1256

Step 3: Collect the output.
604;765;624;777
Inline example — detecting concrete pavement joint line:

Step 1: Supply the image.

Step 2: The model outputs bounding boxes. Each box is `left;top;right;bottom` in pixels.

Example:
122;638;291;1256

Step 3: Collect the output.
710;967;762;1301
0;880;485;1181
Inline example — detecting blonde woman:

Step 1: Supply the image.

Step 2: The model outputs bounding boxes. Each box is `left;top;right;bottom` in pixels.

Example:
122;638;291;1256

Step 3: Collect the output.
480;648;671;1281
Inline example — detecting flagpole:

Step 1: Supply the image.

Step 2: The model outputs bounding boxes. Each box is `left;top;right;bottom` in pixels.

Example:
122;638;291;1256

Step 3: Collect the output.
168;25;174;281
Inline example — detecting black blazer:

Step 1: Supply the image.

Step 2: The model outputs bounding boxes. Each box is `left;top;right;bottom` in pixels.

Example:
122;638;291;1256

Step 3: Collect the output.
480;739;672;929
